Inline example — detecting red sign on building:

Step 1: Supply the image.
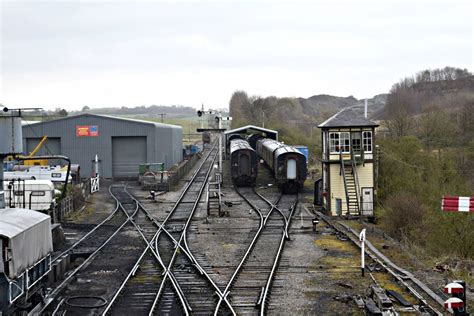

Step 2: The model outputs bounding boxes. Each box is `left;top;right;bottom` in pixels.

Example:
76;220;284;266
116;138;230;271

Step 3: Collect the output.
76;125;99;137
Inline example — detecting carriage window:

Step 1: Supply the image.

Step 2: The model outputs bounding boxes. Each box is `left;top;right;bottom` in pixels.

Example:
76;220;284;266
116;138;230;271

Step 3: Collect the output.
31;191;46;196
363;131;372;152
14;191;24;196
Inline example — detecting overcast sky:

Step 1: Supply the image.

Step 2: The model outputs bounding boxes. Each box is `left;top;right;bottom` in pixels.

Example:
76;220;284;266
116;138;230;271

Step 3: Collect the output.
0;0;472;111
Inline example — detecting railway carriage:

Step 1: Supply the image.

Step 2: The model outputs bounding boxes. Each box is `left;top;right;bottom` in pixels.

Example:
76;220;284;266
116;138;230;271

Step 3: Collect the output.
256;138;307;192
226;133;244;151
246;134;263;150
202;131;211;144
230;139;258;186
0;208;53;315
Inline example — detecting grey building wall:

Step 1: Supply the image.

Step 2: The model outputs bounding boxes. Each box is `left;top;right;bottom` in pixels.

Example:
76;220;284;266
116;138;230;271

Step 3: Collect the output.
21;114;183;178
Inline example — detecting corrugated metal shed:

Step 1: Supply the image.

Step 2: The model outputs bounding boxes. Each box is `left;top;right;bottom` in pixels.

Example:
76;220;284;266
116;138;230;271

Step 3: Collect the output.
22;114;183;178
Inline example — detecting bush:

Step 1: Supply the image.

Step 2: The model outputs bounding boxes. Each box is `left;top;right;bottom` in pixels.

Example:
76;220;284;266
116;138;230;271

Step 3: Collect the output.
382;192;426;243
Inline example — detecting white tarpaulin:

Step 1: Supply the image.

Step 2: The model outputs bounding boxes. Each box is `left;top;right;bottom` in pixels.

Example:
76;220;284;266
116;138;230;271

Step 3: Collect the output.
0;208;53;278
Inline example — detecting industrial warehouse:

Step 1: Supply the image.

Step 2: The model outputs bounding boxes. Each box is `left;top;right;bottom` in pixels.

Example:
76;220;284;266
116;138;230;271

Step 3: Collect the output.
22;114;183;178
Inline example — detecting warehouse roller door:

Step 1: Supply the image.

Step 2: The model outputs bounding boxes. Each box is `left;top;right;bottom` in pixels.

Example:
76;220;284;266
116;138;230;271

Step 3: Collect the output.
112;136;147;178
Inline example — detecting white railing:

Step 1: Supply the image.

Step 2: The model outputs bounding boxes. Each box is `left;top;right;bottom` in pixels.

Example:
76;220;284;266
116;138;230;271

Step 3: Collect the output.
91;176;100;194
9;272;25;304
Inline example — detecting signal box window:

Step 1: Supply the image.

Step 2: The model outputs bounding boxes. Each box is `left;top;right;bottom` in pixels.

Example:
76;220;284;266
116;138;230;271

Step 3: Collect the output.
329;132;350;153
363;131;372;152
329;133;340;153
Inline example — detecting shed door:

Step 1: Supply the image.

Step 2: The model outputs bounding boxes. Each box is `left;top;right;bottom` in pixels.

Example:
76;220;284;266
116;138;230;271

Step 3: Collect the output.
287;158;297;180
239;154;250;175
112;136;147;178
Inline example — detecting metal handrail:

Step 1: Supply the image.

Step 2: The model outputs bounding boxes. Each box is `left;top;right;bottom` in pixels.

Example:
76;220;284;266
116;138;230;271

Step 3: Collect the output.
350;151;361;215
339;151;351;215
8;272;25;304
27;254;52;290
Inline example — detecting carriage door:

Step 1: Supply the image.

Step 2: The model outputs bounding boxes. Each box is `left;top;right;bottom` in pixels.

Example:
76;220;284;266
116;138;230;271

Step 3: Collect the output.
239;154;250;175
287;158;297;179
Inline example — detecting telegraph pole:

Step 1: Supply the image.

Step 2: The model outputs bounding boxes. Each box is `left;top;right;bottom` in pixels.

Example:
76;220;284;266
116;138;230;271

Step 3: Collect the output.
218;115;223;174
158;113;167;123
200;103;205;129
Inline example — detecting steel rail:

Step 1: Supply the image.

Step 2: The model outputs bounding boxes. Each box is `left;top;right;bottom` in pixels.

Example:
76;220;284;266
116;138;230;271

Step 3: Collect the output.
149;141;231;314
51;203;121;262
106;150;231;315
213;186;265;316
253;190;290;237
338;223;445;314
260;196;298;316
150;145;220;314
51;184;126;263
102;144;220;316
151;145;220;313
105;199;196;315
132;194;195;260
102;186;172;315
252;187;284;227
315;211;443;316
217;189;296;315
39;186;141;313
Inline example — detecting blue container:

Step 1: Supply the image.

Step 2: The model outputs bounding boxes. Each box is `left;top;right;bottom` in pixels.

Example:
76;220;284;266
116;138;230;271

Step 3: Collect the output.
295;146;309;164
191;145;201;154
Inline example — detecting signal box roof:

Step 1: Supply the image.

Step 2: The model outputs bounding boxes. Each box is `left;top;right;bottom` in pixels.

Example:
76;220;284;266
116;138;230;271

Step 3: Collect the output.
224;125;278;141
318;106;379;129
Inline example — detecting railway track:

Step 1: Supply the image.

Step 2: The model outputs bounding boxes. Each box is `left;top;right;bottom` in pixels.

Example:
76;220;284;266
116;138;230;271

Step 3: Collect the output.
44;139;224;315
42;140;303;315
149;142;226;315
51;185;129;264
103;141;227;315
101;186;167;315
43;184;144;314
215;187;298;315
315;211;446;316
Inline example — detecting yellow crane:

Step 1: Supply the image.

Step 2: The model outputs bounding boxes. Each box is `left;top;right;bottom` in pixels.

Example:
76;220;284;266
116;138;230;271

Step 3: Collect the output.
23;135;49;166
